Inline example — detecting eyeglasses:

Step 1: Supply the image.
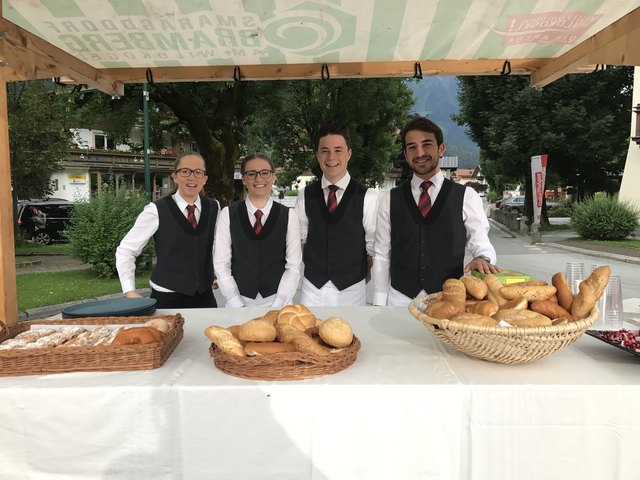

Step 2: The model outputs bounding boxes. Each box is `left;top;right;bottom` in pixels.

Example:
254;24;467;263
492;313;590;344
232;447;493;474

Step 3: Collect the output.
243;169;274;180
175;168;206;178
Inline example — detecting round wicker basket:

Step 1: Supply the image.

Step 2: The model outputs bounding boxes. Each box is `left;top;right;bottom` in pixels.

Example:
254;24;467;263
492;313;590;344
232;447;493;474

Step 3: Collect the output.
408;294;598;364
208;336;361;381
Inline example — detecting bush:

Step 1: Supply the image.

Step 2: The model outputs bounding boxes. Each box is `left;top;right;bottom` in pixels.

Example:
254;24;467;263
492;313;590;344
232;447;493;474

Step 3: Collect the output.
548;205;572;217
571;195;639;240
65;185;154;277
285;190;299;196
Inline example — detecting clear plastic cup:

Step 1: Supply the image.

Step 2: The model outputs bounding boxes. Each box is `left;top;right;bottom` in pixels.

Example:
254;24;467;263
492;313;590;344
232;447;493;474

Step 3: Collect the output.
565;262;585;295
601;275;623;331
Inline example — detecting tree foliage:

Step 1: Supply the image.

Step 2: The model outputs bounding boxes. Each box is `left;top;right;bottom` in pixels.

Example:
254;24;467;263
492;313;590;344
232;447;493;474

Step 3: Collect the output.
8;81;77;203
246;79;414;189
455;67;633;222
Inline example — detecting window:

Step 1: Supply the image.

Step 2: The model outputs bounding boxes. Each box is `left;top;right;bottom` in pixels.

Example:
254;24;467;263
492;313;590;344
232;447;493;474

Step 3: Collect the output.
94;133;115;149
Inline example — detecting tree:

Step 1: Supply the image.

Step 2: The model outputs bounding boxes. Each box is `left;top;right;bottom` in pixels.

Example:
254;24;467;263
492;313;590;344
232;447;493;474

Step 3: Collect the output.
8;81;77;221
456;67;633;222
246;79;414;189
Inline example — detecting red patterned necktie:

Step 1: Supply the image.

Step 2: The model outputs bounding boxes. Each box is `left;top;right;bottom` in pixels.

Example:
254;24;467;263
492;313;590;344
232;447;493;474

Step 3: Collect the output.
186;204;197;229
327;185;339;214
418;181;433;218
254;209;263;235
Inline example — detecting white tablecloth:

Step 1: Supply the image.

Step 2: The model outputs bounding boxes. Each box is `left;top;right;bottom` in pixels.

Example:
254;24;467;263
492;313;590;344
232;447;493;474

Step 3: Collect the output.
1;306;640;480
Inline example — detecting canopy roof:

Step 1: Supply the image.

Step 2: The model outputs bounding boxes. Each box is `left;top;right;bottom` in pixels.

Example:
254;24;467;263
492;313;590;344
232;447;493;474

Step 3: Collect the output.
2;0;640;96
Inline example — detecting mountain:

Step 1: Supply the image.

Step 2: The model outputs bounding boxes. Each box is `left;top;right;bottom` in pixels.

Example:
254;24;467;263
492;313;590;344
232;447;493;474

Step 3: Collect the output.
408;77;480;168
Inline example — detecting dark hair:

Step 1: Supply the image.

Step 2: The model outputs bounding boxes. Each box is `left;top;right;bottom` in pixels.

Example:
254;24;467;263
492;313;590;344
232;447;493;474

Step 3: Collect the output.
401;116;444;151
315;120;351;151
240;153;275;174
174;151;206;171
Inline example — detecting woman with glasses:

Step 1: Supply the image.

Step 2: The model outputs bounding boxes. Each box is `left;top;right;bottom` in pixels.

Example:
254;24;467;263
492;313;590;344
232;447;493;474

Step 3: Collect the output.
213;153;302;308
116;152;220;308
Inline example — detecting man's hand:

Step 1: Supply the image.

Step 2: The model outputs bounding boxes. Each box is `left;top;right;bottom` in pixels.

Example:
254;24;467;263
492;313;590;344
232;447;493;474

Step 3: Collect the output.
464;256;500;274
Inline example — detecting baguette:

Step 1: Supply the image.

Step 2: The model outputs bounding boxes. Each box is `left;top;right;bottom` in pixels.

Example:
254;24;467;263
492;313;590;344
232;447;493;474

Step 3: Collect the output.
499;284;557;302
484;274;508;306
530;300;572;320
552;272;573;311
460;276;488;300
450;312;499;327
493;309;552;327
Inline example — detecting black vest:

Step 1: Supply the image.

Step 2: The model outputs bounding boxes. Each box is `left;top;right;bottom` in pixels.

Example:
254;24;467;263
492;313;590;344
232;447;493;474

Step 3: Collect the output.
304;179;367;290
390;178;466;298
151;196;218;296
229;201;289;299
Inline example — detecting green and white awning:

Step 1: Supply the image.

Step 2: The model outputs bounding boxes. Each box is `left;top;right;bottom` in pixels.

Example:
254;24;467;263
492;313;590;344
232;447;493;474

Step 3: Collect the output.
2;0;640;93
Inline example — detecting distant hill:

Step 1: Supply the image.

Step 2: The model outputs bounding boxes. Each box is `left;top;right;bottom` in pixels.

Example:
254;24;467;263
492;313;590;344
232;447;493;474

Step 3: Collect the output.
407;77;480;168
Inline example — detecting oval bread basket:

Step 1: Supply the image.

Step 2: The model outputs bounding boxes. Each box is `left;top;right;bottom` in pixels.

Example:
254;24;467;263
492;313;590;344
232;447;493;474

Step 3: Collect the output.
408;293;598;364
208;335;361;381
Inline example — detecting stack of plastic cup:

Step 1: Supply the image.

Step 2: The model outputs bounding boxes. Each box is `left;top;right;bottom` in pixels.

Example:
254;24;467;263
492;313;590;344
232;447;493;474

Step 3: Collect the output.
601;275;624;331
565;262;585;295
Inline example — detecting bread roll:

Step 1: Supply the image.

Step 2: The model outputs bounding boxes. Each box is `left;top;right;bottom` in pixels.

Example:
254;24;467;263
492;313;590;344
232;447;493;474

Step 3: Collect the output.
483;274;508;306
571;266;611;319
468;300;499;317
552;272;573;311
261;310;280;325
318;317;353;348
277;304;317;331
493;309;552;327
204;326;246;356
226;324;241;339
460;276;488;300
276;324;330;355
238;319;277;342
498;296;528;310
499;284;557;302
442;278;466;310
144;318;172;334
112;326;164;346
244;342;296;356
451;312;499;327
514;280;548;286
530;300;572;320
425;300;460;319
552;318;569;326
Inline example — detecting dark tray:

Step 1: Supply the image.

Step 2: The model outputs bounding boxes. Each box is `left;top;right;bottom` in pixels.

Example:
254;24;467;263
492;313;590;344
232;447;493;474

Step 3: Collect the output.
586;330;640;358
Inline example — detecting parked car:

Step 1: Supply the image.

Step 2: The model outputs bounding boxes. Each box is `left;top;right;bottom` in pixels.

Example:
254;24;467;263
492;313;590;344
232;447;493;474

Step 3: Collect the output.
17;199;74;245
500;195;525;213
500;196;562;215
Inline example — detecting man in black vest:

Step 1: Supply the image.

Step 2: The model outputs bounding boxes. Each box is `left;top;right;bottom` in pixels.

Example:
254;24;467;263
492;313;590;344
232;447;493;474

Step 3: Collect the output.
116;152;219;308
295;121;378;306
372;117;499;306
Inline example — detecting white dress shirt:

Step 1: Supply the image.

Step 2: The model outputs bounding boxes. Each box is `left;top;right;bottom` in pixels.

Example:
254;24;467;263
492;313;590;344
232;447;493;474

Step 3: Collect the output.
294;173;378;306
372;172;496;306
214;197;302;308
116;193;218;294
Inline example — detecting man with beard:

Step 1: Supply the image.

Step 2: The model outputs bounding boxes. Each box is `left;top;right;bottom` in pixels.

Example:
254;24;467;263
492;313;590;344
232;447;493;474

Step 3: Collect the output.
372;116;498;306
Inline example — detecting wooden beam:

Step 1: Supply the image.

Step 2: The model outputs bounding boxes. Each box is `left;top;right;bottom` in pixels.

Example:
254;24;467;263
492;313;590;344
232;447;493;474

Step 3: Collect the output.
0;18;124;96
103;58;549;84
531;7;640;87
0;62;19;327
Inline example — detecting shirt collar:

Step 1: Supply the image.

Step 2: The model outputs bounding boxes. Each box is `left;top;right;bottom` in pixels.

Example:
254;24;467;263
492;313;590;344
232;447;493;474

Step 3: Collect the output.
411;171;443;190
245;197;273;216
321;172;351;190
173;192;202;211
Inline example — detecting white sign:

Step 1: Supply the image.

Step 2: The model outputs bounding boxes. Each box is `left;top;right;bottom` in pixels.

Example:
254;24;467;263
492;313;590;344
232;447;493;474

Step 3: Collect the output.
530;154;548;224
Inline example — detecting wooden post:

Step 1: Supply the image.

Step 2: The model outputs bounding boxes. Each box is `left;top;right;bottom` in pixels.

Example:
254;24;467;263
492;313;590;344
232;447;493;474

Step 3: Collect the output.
0;66;19;326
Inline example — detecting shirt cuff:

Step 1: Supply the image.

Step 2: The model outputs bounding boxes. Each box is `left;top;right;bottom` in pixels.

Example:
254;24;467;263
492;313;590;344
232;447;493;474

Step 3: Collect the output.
224;296;245;308
372;292;388;306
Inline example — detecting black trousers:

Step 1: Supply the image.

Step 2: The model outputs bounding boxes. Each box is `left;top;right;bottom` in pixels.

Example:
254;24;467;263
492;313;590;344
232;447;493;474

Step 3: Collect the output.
150;288;217;309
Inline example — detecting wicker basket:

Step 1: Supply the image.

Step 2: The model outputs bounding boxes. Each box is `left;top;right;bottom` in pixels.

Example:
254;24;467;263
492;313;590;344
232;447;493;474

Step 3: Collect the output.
209;336;361;381
408;294;598;364
0;315;184;376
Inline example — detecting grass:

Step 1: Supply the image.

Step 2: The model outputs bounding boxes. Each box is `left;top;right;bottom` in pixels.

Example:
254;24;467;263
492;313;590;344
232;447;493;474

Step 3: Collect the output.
17;269;152;311
539;223;573;232
571;238;640;250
